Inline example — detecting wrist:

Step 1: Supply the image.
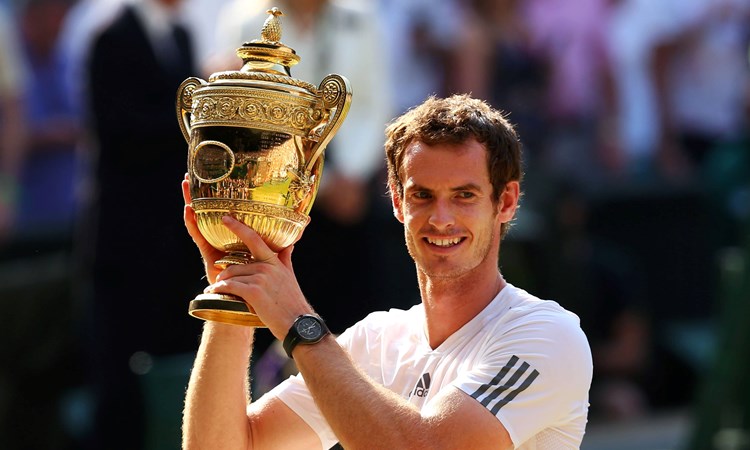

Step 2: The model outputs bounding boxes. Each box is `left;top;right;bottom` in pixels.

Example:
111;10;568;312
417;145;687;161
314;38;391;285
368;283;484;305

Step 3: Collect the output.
283;314;330;359
291;333;335;359
204;320;255;342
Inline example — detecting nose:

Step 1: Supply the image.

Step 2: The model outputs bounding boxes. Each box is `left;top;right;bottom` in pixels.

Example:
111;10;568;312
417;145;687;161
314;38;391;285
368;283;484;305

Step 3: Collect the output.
427;199;455;230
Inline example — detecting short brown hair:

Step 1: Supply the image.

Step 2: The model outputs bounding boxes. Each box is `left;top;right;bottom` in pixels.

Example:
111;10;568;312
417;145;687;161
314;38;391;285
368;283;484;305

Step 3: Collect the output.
384;94;523;235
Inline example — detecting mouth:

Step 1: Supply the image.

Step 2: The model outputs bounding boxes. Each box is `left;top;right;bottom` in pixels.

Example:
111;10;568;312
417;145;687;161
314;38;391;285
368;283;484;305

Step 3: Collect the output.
424;236;464;248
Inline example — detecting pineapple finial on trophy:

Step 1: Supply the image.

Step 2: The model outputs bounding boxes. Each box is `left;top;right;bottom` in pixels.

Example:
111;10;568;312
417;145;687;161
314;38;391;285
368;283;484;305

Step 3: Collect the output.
261;7;284;43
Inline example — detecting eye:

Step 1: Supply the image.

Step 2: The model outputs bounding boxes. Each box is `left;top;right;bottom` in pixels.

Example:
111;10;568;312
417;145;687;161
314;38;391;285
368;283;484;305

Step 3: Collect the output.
412;191;432;200
457;191;476;199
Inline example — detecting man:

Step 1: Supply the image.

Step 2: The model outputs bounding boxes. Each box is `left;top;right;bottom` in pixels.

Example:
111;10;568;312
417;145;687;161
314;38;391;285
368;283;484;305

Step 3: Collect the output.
182;95;593;449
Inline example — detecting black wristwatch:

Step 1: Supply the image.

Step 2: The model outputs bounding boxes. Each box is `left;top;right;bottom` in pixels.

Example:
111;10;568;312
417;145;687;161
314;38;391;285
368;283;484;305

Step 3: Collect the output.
283;314;329;359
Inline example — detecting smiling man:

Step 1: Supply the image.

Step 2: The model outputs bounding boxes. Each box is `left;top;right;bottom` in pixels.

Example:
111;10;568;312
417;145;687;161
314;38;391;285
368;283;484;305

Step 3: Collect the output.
182;94;593;449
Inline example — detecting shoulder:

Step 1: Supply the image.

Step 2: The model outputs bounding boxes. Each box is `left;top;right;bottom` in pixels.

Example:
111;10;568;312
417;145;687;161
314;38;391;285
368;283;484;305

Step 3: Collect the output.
101;6;139;34
454;287;592;445
92;6;140;47
503;286;586;334
489;285;592;376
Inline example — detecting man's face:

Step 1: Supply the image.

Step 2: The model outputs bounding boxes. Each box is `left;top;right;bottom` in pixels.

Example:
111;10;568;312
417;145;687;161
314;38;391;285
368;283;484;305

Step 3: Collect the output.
392;139;517;280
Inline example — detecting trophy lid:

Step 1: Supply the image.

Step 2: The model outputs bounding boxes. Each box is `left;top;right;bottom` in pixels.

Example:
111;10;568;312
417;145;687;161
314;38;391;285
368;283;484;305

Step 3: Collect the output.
208;7;316;94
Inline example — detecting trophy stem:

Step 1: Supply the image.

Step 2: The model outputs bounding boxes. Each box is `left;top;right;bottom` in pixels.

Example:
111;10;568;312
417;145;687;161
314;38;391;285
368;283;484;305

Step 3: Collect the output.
216;251;252;267
189;292;265;327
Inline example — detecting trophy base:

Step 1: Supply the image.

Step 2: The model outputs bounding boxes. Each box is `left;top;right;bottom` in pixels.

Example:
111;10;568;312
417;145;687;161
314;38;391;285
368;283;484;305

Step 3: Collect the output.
189;293;266;327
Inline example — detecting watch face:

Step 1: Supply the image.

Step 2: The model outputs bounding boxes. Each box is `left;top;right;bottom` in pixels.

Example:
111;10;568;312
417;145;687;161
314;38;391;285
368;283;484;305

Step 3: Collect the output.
297;316;322;340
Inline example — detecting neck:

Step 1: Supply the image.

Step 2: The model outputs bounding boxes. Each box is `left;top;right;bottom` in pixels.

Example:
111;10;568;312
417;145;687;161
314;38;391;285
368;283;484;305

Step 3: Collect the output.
418;267;505;349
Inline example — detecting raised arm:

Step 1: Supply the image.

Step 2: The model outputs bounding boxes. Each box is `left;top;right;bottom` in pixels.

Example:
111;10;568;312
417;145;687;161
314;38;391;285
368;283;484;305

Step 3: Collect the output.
182;322;322;450
181;179;321;450
204;215;514;450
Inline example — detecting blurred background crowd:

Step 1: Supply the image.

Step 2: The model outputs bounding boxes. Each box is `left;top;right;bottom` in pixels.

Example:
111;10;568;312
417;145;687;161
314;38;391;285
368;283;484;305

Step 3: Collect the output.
0;0;748;448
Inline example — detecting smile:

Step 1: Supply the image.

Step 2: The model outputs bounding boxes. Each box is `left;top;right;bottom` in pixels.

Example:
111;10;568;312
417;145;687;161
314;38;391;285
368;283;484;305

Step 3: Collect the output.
425;237;464;247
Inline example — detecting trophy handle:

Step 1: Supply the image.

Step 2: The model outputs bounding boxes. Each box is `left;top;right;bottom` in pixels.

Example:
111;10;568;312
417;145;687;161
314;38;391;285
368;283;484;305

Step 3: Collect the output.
305;74;352;173
176;77;207;143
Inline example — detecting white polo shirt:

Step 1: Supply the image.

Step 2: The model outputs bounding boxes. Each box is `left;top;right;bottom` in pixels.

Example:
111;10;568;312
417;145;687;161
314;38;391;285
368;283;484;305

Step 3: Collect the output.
269;284;593;449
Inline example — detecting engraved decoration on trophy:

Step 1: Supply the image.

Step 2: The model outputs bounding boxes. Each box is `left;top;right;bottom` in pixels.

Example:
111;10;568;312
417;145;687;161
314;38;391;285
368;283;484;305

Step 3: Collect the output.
176;7;352;327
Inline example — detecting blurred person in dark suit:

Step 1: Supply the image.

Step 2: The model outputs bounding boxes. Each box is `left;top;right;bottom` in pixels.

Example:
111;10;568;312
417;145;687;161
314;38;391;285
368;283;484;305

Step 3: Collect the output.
84;0;204;447
0;4;28;241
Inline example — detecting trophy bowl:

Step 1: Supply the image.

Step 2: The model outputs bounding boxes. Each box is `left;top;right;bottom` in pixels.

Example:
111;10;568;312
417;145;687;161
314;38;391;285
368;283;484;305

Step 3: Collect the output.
176;7;351;327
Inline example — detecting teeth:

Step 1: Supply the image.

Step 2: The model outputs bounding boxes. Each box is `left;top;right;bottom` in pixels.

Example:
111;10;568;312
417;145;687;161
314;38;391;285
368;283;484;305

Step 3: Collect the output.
427;237;461;247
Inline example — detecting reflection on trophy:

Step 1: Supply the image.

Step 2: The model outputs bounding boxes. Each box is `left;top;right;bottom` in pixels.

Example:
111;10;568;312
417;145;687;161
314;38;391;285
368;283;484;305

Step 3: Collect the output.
176;7;351;327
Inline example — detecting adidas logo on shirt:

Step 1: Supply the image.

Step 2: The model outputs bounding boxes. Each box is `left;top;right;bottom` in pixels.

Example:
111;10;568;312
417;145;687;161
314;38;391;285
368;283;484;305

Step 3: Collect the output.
411;372;431;398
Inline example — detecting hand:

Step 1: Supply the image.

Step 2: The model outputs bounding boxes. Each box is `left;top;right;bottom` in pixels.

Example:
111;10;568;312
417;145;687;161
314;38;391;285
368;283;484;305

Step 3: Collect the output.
182;177;225;283
205;216;314;340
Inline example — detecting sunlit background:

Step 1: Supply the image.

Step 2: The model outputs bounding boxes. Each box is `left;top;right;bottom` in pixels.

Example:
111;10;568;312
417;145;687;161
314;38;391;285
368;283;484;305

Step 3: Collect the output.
0;0;748;449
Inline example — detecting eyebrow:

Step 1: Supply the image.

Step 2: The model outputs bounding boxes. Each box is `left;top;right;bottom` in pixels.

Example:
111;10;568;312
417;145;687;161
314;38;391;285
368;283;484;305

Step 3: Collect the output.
405;182;484;193
451;183;483;192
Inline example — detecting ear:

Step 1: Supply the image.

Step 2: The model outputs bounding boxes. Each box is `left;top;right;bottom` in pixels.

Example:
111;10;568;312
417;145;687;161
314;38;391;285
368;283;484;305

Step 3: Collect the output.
390;183;405;223
497;181;520;223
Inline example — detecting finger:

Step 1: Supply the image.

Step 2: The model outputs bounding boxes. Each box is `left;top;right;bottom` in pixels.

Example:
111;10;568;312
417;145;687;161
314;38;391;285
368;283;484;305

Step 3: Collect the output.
184;203;216;257
204;278;261;301
181;178;192;205
215;258;270;281
182;181;213;252
205;273;274;298
221;215;277;261
183;203;202;242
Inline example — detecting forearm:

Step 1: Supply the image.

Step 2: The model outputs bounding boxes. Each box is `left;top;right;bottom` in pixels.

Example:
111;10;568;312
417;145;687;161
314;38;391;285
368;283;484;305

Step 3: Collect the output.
294;336;436;450
183;321;255;450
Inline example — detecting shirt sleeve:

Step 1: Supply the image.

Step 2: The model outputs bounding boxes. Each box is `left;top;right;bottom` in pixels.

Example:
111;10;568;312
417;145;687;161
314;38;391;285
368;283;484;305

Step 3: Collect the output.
266;374;338;449
451;308;593;448
267;325;363;449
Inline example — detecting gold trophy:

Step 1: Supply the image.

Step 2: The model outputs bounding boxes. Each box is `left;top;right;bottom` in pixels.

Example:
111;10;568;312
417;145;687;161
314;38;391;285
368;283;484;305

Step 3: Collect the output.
176;7;351;327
